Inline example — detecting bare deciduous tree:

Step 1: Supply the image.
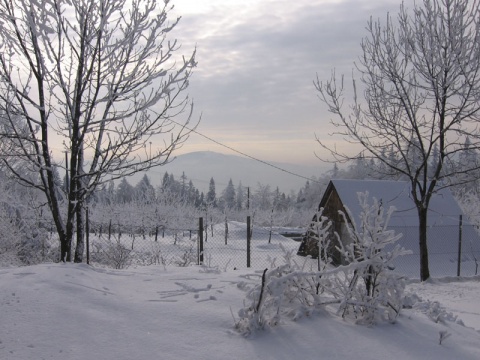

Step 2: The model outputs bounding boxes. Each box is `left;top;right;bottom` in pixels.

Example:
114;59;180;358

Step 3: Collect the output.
315;0;480;280
0;0;197;262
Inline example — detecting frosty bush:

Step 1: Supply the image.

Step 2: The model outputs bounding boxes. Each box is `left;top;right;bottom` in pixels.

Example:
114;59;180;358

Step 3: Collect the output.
0;207;25;266
235;247;330;335
303;208;334;271
235;192;410;335
173;239;198;267
0;205;56;266
333;192;411;324
90;236;133;269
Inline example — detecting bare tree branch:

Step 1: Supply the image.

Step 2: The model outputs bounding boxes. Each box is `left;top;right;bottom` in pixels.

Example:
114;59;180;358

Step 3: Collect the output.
0;0;198;262
314;0;480;280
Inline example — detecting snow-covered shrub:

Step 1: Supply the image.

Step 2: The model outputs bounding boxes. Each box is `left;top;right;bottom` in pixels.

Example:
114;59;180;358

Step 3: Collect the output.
16;227;55;265
297;208;336;264
173;239;197;267
235;192;410;335
404;293;458;324
90;236;133;269
304;208;334;271
0;207;25;266
144;242;167;266
334;192;411;324
235;247;327;335
0;204;55;266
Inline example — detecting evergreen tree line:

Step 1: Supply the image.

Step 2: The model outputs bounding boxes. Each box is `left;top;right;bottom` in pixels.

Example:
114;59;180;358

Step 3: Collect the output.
96;171;322;214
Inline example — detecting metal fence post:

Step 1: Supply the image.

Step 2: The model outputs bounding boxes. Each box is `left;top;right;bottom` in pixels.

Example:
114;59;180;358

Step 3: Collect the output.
198;217;204;265
457;214;463;277
247;216;251;268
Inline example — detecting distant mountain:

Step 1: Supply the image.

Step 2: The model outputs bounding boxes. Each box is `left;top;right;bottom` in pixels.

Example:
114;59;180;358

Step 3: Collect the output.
138;151;327;193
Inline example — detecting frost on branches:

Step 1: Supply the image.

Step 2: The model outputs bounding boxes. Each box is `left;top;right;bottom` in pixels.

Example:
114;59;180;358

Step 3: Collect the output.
235;192;411;335
334;192;411;324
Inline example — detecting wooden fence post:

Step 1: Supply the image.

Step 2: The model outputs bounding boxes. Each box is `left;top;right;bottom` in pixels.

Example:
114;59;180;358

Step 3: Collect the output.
198;217;204;265
247;216;251;268
86;207;90;265
457;215;463;277
224;216;228;245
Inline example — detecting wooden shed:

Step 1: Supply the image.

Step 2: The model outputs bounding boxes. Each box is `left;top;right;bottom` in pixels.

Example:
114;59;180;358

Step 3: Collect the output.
298;180;480;275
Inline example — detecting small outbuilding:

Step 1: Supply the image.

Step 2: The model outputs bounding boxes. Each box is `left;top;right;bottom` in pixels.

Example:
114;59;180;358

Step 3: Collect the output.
298;179;480;277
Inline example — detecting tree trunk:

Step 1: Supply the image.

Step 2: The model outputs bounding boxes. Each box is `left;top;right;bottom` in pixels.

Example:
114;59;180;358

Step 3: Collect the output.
74;201;85;263
59;233;70;262
418;207;430;281
63;213;75;262
74;143;85;263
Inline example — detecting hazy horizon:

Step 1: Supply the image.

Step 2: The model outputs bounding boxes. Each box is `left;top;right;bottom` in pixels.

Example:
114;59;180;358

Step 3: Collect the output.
169;0;407;166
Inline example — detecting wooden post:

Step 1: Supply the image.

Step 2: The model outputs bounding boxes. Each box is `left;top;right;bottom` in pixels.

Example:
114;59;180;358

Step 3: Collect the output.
224;216;228;245
457;215;463;277
86;207;90;265
198;217;204;265
247;216;251;268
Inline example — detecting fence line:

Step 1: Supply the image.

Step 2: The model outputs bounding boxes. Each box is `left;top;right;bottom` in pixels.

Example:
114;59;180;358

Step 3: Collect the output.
1;211;479;278
82;215;302;271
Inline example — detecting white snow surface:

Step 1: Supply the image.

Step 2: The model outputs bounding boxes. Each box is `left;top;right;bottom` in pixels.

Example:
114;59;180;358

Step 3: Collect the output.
1;263;479;360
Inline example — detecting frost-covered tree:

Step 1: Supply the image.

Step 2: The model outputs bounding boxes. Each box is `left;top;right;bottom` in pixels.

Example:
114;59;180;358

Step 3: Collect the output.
0;0;197;262
220;178;236;210
206;178;217;207
315;0;480;280
235;182;245;211
252;183;272;211
454;138;480;196
116;178;134;204
134;174;156;204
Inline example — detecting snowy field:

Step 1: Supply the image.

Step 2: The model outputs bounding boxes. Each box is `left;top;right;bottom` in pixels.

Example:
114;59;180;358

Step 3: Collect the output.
1;262;479;360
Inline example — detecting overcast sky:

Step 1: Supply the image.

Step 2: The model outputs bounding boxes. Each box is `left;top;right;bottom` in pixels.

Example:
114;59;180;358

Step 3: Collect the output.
168;0;412;166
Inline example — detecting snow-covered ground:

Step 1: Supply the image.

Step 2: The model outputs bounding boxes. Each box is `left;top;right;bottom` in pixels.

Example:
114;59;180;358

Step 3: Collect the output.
1;263;479;360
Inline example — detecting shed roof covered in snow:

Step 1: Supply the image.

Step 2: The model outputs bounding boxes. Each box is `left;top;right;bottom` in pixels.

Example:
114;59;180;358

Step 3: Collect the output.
320;179;464;227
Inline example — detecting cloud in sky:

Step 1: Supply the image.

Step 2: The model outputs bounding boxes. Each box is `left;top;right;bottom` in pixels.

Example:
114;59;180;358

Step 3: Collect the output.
170;0;408;165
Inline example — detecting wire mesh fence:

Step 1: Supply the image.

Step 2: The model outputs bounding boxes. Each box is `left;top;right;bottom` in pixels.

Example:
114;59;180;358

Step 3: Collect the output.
388;224;480;278
1;210;479;279
84;216;302;271
83;216;480;278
